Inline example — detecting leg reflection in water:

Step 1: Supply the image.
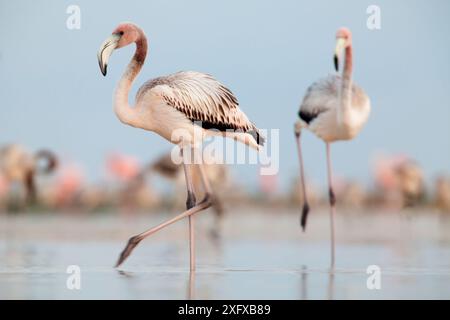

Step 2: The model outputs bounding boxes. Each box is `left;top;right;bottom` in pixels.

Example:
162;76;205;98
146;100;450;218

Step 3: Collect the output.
187;271;196;300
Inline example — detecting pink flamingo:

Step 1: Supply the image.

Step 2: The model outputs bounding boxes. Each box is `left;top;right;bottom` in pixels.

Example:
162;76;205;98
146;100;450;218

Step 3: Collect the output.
106;153;158;211
294;28;371;267
435;176;450;213
106;153;140;182
373;154;424;207
97;22;263;270
0;173;8;208
51;165;84;208
259;173;278;196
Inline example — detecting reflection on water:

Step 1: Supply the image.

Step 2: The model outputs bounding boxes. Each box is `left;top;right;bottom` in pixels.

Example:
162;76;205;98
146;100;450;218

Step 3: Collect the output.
327;272;335;300
0;209;450;299
301;265;308;300
187;272;195;300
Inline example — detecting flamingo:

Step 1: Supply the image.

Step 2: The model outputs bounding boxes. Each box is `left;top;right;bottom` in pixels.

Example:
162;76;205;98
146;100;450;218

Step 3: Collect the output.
48;164;84;209
0;173;8;210
0;144;58;206
435;176;450;213
97;22;263;270
294;28;371;267
106;153;159;211
373;154;424;208
106;153;141;183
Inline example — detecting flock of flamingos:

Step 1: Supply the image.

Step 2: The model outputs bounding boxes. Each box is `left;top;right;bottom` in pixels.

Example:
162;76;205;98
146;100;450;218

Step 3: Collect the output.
1;23;449;271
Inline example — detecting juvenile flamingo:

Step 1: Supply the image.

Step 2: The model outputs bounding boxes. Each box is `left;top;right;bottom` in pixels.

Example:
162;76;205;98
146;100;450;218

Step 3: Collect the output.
97;22;263;270
294;28;371;267
0;144;58;205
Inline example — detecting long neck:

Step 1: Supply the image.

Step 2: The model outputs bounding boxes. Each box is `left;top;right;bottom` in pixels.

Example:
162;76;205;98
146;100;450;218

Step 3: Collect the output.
114;32;147;126
339;44;353;116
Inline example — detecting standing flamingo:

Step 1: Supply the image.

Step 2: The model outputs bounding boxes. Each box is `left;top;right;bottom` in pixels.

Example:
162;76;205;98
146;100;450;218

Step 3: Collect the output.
97;22;263;270
0;144;58;206
294;28;371;267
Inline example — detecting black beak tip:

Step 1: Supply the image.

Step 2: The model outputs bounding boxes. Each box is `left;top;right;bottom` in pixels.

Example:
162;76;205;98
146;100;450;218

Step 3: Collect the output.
101;66;107;77
334;55;339;72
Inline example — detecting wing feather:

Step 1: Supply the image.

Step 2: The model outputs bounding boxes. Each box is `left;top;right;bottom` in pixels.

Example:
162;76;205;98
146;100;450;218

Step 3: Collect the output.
298;74;369;125
137;71;264;145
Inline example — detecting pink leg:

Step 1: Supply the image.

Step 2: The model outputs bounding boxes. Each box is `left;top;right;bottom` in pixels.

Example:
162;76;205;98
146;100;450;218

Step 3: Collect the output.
326;143;336;268
115;148;211;269
196;162;223;239
115;200;211;268
295;130;310;230
187;271;195;300
189;216;195;271
197;161;213;195
182;148;197;271
197;161;218;233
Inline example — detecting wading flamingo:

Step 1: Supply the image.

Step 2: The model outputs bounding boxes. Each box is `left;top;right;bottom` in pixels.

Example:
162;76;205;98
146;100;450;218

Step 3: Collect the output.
0;144;57;206
97;22;263;270
294;28;371;267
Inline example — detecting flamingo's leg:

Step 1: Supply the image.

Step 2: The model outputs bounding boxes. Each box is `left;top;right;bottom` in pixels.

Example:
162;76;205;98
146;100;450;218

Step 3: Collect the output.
115;199;211;268
115;147;211;270
181;147;197;271
196;158;223;239
326;142;336;269
182;148;197;210
187;270;195;300
294;124;310;231
210;193;224;240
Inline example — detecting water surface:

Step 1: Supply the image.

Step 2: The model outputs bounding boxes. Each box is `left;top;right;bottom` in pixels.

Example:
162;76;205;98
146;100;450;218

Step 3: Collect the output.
1;208;449;299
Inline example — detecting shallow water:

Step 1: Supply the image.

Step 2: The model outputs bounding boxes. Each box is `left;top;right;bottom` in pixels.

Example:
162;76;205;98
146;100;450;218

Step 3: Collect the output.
1;208;450;299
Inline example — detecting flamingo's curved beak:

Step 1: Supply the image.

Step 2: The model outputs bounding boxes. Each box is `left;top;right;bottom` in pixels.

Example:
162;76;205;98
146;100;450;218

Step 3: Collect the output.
334;38;346;72
97;33;122;76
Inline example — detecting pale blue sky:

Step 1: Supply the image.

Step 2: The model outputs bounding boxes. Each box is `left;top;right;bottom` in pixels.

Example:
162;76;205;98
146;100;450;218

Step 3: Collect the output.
0;0;449;191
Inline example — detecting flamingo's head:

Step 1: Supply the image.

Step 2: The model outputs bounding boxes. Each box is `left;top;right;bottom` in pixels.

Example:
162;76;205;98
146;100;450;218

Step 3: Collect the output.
334;27;352;72
97;22;142;76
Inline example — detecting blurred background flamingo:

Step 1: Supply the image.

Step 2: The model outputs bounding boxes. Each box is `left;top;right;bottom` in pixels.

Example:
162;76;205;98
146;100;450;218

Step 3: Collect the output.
43;164;84;209
434;176;450;213
0;144;57;209
372;154;425;209
106;152;159;211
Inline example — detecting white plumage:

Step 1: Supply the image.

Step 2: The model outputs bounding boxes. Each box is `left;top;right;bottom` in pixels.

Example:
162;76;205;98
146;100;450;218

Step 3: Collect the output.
98;22;263;270
294;27;371;268
134;71;263;149
298;74;370;142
